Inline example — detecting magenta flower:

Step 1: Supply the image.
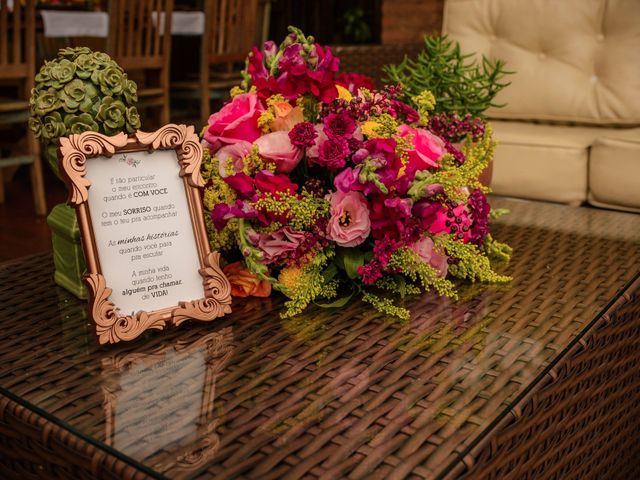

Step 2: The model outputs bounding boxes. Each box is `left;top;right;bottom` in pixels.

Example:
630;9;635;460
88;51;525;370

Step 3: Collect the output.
429;203;472;242
254;170;298;194
334;167;361;193
326;191;371;247
467;189;491;245
288;121;318;148
323;112;356;138
335;72;376;94
224;173;255;198
397;124;445;173
204;93;264;150
310;136;350;170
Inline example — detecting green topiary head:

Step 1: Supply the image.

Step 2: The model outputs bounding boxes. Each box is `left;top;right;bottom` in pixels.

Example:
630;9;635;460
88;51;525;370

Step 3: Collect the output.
29;47;141;170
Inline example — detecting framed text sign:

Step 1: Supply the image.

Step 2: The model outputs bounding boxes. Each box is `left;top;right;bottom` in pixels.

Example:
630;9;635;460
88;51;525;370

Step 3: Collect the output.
58;125;232;344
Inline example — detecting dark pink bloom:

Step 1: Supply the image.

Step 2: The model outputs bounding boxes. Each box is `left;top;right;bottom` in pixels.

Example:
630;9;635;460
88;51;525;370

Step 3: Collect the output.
313;136;349;170
254;170;298;194
323;112;356;138
289;121;318;148
412;200;442;230
211;200;257;230
390;100;420;124
224;173;255;198
336;72;376;94
467;189;491;245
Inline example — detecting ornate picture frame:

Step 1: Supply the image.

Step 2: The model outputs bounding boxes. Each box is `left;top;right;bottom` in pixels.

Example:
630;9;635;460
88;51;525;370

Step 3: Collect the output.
58;125;232;344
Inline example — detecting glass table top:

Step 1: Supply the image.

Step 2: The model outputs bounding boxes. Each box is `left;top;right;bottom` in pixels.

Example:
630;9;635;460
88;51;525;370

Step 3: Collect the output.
0;197;639;479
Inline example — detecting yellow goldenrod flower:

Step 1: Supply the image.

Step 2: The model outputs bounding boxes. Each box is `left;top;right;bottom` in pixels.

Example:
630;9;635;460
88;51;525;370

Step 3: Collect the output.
336;84;353;102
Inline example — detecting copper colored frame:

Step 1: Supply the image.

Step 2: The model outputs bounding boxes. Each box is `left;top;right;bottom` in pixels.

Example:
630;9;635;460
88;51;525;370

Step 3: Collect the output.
58;124;232;345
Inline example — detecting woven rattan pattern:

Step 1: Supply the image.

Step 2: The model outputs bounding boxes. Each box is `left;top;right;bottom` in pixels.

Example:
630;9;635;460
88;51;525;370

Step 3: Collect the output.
0;198;639;479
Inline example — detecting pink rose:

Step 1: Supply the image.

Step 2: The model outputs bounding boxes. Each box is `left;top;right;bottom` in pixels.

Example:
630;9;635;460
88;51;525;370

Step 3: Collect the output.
255;131;303;173
254;227;305;264
326;191;371;247
216;141;252;177
397;124;445;172
410;236;449;277
204;93;264;149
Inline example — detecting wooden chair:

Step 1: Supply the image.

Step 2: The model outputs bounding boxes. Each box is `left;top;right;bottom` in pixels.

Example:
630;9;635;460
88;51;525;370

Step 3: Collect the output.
107;0;174;128
173;0;259;125
0;0;46;216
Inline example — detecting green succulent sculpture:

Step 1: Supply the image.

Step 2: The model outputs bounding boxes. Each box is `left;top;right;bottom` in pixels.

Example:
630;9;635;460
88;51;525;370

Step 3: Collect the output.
29;47;141;172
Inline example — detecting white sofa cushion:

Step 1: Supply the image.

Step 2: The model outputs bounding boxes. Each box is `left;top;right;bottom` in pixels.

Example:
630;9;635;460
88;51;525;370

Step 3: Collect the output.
443;0;640;126
589;136;640;212
491;121;640;205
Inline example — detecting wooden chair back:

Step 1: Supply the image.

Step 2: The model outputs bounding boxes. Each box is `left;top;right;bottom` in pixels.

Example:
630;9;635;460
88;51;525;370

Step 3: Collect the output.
0;0;36;88
195;0;258;123
203;0;259;65
107;0;174;125
0;0;46;216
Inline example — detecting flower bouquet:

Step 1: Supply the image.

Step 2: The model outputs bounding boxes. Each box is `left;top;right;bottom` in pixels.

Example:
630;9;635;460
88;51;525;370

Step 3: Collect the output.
201;27;511;320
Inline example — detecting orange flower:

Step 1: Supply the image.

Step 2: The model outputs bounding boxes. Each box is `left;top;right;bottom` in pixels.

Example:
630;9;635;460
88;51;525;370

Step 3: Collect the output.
270;102;304;132
222;262;272;298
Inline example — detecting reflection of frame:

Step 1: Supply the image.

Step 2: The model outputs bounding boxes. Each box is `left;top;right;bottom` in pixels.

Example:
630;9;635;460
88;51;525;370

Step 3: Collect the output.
101;327;234;476
58;125;232;344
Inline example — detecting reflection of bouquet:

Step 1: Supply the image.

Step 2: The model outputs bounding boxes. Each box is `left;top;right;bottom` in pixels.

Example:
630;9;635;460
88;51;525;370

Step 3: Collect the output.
201;27;511;320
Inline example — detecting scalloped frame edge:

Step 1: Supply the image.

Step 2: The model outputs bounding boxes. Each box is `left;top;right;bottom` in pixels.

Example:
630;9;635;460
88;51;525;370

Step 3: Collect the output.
58;125;232;345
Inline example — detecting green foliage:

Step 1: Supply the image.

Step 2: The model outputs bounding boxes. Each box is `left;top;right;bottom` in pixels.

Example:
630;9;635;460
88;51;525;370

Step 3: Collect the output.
29;47;140;147
341;7;372;44
383;35;512;117
438;235;511;284
387;248;458;299
409;125;495;202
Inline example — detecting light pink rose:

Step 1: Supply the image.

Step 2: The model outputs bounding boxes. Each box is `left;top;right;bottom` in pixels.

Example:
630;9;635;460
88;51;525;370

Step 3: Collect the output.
397;124;445;172
326;191;371;247
204;93;264;149
255;131;303;173
216;141;252;178
254;227;305;264
410;236;449;277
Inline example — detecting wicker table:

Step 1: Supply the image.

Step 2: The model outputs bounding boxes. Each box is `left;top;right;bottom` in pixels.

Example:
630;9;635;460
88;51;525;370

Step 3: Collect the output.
1;198;639;480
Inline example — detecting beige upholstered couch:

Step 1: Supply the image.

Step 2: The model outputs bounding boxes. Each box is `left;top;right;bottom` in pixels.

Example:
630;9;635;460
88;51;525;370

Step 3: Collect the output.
442;0;640;212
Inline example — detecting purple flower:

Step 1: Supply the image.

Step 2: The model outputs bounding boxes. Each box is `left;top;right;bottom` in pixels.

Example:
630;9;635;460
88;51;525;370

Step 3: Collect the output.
467;189;491;245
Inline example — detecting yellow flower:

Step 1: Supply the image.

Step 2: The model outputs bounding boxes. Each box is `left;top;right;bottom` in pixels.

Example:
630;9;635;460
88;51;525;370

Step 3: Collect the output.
361;120;382;138
278;265;304;297
336;84;353;102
